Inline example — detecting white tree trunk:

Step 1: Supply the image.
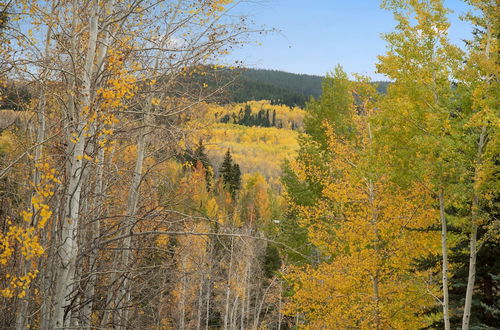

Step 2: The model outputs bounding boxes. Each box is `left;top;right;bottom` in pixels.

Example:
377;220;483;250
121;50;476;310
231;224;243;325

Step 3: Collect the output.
197;269;204;330
180;257;187;330
462;126;487;329
82;148;105;326
223;237;234;330
461;218;478;330
439;190;451;330
205;248;212;330
116;119;148;327
51;1;99;326
462;21;492;329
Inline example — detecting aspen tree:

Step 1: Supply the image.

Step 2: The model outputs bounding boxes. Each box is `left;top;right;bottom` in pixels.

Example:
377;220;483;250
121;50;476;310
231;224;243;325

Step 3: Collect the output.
458;1;498;328
284;74;439;328
0;0;255;327
376;1;464;327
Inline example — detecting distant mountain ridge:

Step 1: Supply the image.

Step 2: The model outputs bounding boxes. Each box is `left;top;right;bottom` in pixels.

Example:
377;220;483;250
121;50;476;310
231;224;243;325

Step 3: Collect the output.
223;68;389;108
240;69;323;98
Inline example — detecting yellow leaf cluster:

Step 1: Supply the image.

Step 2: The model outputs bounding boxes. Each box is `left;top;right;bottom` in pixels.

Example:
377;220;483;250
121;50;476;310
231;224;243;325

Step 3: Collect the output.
1;161;58;298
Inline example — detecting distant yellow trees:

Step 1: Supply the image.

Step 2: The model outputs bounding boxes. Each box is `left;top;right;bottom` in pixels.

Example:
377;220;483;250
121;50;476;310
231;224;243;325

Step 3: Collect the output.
202;123;299;181
206;100;306;130
180;101;304;183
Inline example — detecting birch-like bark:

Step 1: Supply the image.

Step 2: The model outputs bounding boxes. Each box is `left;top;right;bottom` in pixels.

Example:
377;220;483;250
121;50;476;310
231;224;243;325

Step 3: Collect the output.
81;148;105;326
106;20;166;323
240;262;247;330
205;245;213;330
368;179;381;330
180;257;187;330
254;275;277;329
196;271;204;330
462;126;487;329
242;248;252;329
277;281;283;330
44;0;77;325
231;296;238;330
223;237;234;330
462;21;492;329
366;119;381;330
205;275;211;330
245;261;251;328
115;116;149;327
253;273;262;327
51;1;99;327
439;189;451;330
78;2;115;325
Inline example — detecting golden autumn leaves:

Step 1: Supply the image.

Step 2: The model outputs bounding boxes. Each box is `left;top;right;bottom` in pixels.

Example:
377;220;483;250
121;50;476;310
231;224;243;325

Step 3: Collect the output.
0;42;135;299
283;78;441;328
1;162;58;298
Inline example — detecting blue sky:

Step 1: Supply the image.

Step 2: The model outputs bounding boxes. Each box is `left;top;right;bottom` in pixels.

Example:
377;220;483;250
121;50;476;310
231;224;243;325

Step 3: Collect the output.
229;0;473;79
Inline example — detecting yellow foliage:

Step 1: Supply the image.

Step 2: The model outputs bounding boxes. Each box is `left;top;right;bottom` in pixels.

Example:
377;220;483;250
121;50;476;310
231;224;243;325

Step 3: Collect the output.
203;100;306;130
177;100;302;184
199;123;299;181
284;94;440;328
1;159;58;298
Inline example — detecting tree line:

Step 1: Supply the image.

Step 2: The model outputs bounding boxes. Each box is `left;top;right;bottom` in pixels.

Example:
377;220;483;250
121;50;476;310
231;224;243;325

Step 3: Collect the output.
219;104;300;130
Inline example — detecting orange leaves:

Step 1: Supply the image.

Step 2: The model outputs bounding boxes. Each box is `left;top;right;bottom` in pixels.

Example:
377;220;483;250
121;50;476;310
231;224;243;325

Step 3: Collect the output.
31;162;59;229
0;270;38;299
239;173;272;225
207;0;233;12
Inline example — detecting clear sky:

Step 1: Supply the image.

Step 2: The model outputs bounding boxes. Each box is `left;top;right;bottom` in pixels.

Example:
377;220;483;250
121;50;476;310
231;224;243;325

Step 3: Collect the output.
229;0;473;79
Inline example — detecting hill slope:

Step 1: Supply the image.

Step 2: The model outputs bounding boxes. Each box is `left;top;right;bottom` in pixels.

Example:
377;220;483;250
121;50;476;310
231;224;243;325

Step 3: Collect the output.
221;68;389;107
240;69;323;98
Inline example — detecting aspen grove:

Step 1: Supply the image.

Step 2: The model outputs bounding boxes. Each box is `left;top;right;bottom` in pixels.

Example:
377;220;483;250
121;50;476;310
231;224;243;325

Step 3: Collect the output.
0;0;498;329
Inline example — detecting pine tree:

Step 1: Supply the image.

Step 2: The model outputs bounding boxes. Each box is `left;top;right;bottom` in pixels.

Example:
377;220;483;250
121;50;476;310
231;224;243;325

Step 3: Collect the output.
220;149;233;188
219;149;241;199
193;139;214;190
230;163;241;199
193;139;210;169
239;104;252;126
257;109;263;126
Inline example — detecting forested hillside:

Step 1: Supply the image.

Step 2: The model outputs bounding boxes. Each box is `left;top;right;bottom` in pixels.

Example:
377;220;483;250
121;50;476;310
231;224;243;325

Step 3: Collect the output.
0;0;498;329
212;68;389;107
240;69;323;98
239;69;390;98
